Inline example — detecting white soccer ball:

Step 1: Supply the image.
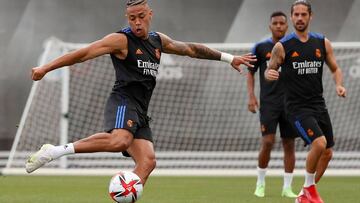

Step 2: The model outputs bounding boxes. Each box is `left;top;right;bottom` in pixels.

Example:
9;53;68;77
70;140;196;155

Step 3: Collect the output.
109;171;143;203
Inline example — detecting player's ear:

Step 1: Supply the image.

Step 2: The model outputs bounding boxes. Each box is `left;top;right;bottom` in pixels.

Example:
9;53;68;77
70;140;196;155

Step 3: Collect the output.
149;9;153;20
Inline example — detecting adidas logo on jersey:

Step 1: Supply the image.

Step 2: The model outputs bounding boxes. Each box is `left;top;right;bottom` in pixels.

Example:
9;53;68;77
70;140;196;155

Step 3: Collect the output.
291;51;299;57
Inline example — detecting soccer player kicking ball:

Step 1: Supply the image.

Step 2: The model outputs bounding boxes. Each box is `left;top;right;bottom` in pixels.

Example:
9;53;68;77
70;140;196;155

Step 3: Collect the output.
265;1;346;203
26;0;256;189
248;11;297;198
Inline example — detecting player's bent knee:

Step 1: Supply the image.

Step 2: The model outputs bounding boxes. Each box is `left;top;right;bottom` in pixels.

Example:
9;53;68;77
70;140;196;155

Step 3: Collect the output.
146;156;157;171
109;130;133;152
111;140;131;152
313;136;327;150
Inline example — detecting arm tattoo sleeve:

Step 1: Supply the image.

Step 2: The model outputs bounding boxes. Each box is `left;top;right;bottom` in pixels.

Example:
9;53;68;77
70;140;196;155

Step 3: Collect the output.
267;44;283;71
187;43;221;60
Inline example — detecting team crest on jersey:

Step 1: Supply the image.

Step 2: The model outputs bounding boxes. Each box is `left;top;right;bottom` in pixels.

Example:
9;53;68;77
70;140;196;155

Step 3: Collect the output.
315;49;321;58
155;49;161;60
265;52;271;59
127;120;134;128
136;49;143;55
291;51;299;58
307;129;314;137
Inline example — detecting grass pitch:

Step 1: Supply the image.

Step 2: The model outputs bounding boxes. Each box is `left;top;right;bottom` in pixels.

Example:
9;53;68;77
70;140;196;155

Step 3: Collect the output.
1;176;359;203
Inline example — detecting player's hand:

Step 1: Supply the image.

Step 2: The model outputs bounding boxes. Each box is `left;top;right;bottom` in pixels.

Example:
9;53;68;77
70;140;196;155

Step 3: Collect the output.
265;69;279;81
248;96;259;113
31;67;47;81
231;53;257;73
336;85;346;98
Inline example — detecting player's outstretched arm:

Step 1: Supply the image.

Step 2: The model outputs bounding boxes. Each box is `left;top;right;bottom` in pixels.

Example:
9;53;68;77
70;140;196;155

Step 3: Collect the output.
31;33;127;81
157;32;256;73
265;42;284;81
324;38;346;98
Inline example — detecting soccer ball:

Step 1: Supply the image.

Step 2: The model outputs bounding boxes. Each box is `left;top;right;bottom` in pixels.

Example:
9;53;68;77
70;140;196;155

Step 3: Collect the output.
109;171;143;203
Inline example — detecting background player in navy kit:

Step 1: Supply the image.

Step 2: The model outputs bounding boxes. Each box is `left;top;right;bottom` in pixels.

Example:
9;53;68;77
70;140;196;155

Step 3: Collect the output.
25;0;256;188
248;11;297;198
265;1;346;203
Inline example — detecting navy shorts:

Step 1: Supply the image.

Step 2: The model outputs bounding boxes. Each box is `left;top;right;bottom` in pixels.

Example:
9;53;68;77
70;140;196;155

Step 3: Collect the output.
104;93;153;141
288;110;334;148
259;105;297;138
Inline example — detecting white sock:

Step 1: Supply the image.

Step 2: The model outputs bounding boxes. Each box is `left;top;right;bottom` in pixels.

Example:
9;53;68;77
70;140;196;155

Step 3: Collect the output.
51;143;75;159
298;188;304;196
256;167;267;186
304;172;315;187
283;172;294;189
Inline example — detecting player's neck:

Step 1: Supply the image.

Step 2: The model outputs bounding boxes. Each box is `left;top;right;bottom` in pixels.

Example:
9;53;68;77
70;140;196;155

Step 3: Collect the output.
295;30;309;43
271;37;281;43
140;35;149;40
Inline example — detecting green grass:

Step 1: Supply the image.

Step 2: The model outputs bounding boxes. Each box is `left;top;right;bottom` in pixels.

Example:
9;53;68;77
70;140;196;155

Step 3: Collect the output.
0;176;359;203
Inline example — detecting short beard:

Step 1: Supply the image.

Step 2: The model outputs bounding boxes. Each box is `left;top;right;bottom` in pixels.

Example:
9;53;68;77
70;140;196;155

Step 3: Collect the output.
295;24;308;32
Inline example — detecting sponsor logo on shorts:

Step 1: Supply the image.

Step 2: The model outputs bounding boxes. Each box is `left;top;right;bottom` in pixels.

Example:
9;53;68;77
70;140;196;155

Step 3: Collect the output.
127;120;134;128
307;129;314;137
261;124;266;133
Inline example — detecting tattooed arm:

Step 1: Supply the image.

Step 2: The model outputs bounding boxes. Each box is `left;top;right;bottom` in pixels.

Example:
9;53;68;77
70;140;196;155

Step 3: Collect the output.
157;32;256;72
158;32;221;59
265;42;285;81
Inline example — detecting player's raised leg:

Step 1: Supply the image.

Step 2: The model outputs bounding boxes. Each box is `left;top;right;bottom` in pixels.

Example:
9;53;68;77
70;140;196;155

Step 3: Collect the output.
302;136;326;203
314;113;334;184
26;129;133;173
